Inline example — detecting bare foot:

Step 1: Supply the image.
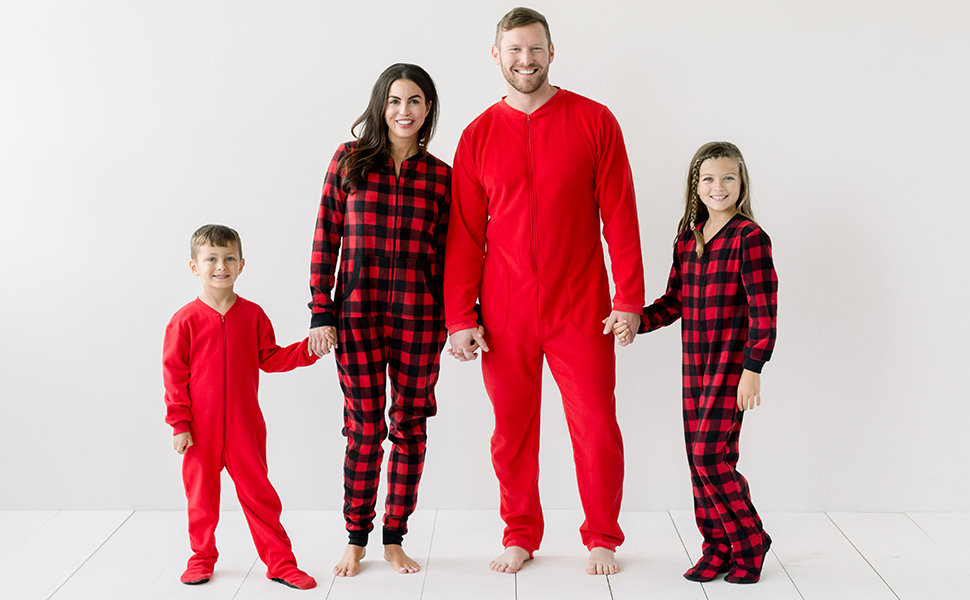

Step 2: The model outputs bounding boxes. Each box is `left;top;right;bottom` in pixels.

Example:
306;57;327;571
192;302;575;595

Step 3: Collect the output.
489;546;532;573
384;544;420;574
586;547;619;575
334;544;366;577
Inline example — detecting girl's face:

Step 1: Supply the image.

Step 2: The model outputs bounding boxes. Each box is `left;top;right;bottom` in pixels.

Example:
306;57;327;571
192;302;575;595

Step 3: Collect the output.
697;157;742;220
384;78;429;150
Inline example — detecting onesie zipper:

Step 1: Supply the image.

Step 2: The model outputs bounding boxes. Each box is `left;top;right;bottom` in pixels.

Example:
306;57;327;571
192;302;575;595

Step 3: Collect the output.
390;162;402;310
221;314;227;449
526;115;539;274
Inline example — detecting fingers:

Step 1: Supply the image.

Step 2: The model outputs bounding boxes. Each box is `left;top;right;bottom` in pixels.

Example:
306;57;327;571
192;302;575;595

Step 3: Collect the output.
736;393;761;411
473;328;489;353
602;314;618;335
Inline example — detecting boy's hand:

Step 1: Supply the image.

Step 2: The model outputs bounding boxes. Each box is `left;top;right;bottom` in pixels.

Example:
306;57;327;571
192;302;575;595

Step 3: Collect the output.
309;326;338;357
737;369;761;411
174;432;193;454
448;326;488;361
603;310;641;347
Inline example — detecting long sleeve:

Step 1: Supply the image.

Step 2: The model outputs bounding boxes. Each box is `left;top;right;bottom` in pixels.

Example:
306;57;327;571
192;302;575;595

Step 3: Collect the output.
642;248;684;333
309;145;348;329
740;228;778;372
444;134;487;333
595;108;645;313
257;310;319;373
162;320;193;435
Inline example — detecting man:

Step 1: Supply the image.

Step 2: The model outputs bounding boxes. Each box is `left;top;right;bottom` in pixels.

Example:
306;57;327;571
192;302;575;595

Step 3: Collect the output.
444;7;644;576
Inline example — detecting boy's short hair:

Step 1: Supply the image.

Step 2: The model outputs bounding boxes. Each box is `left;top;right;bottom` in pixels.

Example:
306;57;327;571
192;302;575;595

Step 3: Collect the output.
495;7;552;47
190;224;243;260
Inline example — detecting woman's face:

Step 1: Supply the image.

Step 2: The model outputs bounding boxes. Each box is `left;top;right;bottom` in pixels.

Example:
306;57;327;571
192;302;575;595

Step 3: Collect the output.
384;78;429;150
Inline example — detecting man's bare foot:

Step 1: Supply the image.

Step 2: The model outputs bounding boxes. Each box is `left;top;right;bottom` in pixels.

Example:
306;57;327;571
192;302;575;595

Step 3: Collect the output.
489;546;532;573
586;547;619;575
334;544;366;577
384;544;420;574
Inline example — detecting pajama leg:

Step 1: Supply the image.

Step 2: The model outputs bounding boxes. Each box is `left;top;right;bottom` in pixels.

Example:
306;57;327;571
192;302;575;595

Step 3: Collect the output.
682;389;732;581
688;369;767;583
481;325;544;555
382;317;446;544
544;325;625;551
181;438;223;578
223;440;300;580
337;315;390;545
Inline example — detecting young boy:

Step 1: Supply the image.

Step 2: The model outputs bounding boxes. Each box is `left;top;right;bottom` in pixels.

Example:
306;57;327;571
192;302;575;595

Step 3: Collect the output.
163;224;320;590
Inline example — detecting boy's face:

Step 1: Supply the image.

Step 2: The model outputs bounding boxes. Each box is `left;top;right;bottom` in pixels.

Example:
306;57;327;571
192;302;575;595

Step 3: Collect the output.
190;242;244;292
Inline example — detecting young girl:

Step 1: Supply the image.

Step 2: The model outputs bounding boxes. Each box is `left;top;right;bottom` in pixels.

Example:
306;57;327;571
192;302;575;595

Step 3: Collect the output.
307;64;450;577
614;141;777;583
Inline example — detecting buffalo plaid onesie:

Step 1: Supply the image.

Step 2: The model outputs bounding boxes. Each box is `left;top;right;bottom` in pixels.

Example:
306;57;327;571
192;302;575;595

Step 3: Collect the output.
641;214;777;583
310;141;450;547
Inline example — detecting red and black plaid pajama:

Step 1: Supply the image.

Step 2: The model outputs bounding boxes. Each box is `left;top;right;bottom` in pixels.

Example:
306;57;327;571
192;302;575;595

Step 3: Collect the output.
643;214;777;583
310;142;450;546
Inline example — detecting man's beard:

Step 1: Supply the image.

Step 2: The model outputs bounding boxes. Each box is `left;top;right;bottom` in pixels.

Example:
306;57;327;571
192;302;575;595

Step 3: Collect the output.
503;64;547;95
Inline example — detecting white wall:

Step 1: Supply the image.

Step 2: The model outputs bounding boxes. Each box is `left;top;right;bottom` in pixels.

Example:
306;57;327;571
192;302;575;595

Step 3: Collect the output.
1;0;967;514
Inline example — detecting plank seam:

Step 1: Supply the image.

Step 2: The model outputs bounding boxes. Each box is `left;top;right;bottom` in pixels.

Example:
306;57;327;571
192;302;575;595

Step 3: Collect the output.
825;513;901;600
905;513;970;579
46;510;134;600
419;509;438;599
667;511;709;600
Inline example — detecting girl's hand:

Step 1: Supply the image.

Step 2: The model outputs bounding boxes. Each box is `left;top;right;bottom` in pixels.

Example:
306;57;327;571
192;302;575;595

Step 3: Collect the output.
610;320;632;345
737;369;761;411
309;326;338;357
174;432;193;454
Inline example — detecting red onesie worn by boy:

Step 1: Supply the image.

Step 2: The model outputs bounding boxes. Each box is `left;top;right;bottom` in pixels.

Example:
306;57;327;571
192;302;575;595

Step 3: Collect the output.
444;89;644;554
163;296;317;587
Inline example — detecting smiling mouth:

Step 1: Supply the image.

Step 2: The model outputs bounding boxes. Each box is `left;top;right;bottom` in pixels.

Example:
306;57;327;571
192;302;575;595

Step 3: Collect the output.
397;120;414;126
515;68;538;75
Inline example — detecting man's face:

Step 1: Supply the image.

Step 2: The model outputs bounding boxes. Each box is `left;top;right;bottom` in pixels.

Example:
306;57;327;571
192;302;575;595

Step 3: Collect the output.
492;22;554;95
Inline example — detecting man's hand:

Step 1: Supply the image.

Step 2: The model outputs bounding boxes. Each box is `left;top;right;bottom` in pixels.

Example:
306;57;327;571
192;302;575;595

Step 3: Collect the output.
448;326;489;361
602;310;641;346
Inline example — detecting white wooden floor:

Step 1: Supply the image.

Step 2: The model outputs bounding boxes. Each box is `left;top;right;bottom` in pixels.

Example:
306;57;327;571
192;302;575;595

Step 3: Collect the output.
1;510;967;599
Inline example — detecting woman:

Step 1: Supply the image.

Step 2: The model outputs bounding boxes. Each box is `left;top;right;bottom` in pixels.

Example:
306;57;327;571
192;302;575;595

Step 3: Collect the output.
307;63;449;577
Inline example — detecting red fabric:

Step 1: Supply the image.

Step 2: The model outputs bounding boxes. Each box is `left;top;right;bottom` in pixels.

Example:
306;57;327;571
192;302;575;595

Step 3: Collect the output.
309;142;451;328
162;297;317;577
444;90;644;552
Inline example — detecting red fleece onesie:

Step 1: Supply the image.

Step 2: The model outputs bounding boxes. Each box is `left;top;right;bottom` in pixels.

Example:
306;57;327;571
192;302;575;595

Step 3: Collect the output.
444;89;645;554
163;296;317;583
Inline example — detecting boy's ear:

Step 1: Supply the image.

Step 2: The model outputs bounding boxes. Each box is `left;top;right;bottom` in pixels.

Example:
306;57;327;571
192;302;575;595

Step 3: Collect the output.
189;259;199;277
238;257;245;274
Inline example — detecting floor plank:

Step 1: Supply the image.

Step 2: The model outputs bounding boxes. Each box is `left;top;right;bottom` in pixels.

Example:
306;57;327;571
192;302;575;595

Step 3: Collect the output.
0;511;57;563
608;511;707;599
514;509;612;600
421;509;515;600
670;509;801;600
51;511;186;600
766;512;895;600
0;510;131;600
141;510;258;600
829;512;970;600
908;512;970;576
232;510;345;599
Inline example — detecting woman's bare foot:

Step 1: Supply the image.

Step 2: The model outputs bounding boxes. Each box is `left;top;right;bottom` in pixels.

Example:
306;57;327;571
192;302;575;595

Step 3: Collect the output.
489;546;532;573
384;544;420;574
334;544;366;577
586;547;619;575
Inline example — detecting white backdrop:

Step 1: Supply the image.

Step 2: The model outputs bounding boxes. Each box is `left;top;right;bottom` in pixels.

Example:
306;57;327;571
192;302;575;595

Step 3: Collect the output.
1;0;967;514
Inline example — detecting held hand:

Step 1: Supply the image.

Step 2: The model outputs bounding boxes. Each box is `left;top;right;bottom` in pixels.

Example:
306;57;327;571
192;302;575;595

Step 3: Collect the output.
173;432;193;455
309;326;338;357
602;310;641;347
448;326;488;361
610;320;632;345
737;369;761;411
